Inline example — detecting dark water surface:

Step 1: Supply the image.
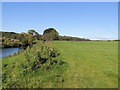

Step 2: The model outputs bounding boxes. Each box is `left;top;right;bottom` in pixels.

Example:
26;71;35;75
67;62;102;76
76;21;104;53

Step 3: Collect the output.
0;48;20;58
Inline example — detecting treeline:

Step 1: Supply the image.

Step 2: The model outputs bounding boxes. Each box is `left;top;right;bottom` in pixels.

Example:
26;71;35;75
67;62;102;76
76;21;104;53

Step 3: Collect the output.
58;36;90;41
1;28;90;48
2;32;20;40
1;28;90;41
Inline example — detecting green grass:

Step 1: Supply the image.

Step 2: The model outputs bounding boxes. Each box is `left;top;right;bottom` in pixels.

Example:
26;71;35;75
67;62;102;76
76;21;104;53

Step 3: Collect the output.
53;41;118;88
2;41;68;88
2;41;118;88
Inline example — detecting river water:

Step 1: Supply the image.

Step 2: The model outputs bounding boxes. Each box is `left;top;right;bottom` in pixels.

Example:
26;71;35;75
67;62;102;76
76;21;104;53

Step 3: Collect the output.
0;48;20;58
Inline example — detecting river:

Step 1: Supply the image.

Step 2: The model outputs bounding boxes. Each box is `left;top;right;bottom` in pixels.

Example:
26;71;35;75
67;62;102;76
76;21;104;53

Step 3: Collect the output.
0;48;20;58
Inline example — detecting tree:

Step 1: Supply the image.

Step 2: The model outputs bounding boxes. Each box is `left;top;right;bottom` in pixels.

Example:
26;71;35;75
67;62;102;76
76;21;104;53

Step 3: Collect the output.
28;30;41;40
20;33;34;47
28;30;39;35
43;28;59;41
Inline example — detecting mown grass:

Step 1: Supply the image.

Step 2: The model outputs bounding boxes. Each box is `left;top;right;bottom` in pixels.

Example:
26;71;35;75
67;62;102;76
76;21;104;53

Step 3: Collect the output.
53;41;118;88
2;41;118;88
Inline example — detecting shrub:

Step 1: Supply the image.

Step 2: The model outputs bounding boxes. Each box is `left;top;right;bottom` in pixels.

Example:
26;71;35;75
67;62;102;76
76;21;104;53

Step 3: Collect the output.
24;41;63;71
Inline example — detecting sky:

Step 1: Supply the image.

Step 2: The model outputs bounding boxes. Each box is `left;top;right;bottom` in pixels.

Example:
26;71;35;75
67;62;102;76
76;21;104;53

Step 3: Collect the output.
2;2;118;40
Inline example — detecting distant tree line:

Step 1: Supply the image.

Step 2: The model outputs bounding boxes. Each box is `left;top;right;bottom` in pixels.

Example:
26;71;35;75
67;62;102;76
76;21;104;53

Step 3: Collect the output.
58;36;90;41
1;28;90;41
1;28;90;48
2;32;20;40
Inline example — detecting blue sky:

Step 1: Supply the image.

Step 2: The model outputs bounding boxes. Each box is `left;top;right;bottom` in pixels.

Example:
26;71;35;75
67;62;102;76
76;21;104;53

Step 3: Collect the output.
2;2;118;40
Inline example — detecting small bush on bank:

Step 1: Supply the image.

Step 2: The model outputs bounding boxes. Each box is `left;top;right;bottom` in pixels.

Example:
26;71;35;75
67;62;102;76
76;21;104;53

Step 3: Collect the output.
24;41;63;71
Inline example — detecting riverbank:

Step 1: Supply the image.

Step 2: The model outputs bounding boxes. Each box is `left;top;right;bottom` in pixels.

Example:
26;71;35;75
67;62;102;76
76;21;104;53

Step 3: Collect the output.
1;37;22;48
2;41;118;88
1;40;37;49
2;41;67;88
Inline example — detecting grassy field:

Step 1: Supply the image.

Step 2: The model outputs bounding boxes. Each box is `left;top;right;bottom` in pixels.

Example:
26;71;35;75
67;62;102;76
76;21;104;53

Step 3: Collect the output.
53;41;118;88
2;41;118;88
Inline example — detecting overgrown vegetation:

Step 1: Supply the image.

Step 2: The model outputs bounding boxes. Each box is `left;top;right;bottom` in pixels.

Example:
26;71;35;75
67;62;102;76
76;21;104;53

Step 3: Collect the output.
24;41;64;71
2;41;68;88
1;37;21;48
1;30;41;48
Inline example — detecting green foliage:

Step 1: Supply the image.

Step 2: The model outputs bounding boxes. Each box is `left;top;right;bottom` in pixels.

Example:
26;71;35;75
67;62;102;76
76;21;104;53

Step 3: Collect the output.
1;30;41;48
1;32;20;40
24;47;31;67
21;39;29;47
43;28;59;41
1;29;90;48
43;28;59;35
58;36;90;41
2;41;67;88
20;33;36;48
1;41;21;48
24;41;63;71
28;30;39;35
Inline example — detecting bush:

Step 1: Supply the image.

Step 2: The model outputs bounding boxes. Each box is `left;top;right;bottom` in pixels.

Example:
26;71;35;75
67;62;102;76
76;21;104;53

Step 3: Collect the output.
21;39;30;46
24;41;63;71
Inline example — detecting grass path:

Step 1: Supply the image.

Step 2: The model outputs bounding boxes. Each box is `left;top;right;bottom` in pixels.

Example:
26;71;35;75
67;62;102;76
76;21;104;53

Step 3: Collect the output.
53;41;118;88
